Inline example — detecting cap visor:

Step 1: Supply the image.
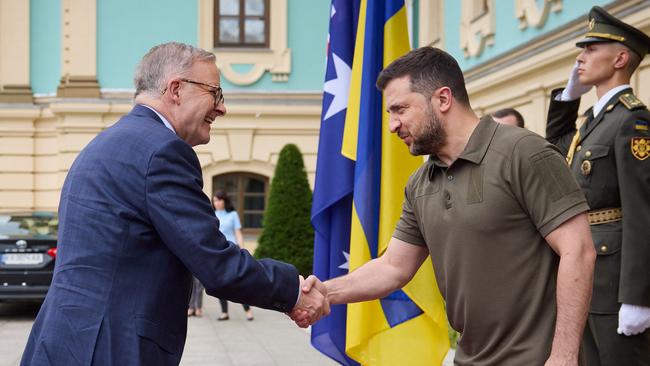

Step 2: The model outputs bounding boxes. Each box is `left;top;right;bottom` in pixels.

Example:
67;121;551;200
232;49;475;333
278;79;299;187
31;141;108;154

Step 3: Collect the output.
576;37;611;48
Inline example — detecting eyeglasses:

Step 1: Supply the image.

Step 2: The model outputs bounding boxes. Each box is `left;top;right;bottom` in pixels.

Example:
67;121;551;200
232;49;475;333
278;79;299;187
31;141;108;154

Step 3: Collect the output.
181;78;225;107
162;78;224;107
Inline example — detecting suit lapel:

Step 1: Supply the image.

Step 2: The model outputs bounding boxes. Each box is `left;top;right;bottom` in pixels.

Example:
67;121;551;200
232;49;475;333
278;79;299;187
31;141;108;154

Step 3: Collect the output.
577;107;595;143
579;106;594;132
579;88;630;143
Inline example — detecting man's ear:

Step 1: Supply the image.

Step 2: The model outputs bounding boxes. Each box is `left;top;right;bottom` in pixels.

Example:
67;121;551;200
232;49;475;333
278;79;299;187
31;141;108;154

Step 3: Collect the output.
435;87;452;113
167;79;182;104
613;50;630;70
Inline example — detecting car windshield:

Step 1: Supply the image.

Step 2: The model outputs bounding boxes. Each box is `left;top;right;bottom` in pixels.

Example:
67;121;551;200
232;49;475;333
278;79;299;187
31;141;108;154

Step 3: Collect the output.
0;213;58;239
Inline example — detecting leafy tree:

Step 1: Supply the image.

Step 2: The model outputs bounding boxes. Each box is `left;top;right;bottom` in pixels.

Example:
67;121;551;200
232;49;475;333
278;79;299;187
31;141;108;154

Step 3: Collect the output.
255;144;314;276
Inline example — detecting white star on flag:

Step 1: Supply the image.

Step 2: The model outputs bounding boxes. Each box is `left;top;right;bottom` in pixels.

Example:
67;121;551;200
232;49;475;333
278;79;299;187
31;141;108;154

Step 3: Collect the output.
338;250;350;270
323;52;351;121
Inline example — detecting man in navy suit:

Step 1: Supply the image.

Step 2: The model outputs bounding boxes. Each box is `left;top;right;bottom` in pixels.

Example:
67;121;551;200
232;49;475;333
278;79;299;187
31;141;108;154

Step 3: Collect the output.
21;42;328;366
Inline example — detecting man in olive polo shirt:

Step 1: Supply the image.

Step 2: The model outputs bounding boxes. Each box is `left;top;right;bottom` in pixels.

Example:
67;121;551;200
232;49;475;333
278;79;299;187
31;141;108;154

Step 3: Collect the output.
310;47;596;365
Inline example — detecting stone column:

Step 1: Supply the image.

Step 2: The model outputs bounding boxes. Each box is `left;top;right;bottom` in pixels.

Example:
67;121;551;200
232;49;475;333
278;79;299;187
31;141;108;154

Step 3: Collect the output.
0;0;33;102
57;0;100;97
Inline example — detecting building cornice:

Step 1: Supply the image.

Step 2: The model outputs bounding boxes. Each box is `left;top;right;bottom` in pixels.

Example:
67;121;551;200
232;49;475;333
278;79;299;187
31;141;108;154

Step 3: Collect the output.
464;0;650;87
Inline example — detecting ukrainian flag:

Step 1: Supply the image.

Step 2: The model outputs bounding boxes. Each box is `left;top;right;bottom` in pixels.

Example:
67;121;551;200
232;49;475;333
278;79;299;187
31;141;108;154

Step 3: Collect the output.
312;0;449;365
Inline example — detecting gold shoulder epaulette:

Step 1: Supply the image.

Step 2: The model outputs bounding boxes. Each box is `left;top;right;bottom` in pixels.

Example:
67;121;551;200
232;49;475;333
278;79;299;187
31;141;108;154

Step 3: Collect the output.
619;93;646;110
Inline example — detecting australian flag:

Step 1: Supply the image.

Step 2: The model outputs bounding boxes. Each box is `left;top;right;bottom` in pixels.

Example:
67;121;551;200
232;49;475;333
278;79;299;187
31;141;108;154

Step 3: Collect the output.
310;1;360;365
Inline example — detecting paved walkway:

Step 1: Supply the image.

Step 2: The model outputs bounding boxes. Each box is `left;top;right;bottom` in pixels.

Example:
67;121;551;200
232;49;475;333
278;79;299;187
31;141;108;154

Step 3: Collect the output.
181;296;336;366
0;296;454;365
0;302;38;366
184;296;454;366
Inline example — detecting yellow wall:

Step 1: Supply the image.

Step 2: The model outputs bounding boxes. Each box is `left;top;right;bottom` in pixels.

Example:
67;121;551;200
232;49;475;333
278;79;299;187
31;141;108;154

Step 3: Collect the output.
0;93;321;212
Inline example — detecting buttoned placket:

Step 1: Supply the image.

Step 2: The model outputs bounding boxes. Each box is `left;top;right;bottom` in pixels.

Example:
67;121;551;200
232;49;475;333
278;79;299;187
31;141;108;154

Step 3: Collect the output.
443;168;454;210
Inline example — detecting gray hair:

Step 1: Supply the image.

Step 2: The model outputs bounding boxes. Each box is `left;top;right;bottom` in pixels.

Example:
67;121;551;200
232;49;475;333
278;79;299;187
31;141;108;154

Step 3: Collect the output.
134;42;216;98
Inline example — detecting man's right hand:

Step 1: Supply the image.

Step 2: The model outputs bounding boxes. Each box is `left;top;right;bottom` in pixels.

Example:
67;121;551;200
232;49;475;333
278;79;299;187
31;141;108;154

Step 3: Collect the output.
289;275;330;328
560;61;592;101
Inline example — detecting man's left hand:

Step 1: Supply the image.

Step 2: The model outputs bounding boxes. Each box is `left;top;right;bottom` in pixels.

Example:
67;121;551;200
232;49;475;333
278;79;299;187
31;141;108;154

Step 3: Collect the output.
618;303;650;336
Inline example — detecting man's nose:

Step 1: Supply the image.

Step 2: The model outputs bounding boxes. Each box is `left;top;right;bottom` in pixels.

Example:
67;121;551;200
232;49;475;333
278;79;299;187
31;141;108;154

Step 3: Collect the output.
215;101;226;116
388;116;400;133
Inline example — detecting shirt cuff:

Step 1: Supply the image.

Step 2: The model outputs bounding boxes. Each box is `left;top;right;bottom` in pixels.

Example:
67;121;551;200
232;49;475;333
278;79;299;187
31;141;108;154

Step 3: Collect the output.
293;280;301;310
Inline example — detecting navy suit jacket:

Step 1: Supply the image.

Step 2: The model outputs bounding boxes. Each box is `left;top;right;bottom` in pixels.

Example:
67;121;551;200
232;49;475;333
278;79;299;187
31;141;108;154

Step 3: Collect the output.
21;105;299;365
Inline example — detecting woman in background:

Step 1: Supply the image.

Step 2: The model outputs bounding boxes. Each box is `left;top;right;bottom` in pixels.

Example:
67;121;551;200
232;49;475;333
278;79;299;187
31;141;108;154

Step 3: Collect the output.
187;278;204;317
213;190;254;321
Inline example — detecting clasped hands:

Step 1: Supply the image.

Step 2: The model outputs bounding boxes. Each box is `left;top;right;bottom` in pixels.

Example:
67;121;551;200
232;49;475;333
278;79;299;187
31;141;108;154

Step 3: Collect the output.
288;275;330;328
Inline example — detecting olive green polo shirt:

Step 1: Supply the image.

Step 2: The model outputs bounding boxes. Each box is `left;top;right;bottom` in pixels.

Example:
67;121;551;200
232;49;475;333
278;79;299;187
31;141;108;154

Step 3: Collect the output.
394;117;589;365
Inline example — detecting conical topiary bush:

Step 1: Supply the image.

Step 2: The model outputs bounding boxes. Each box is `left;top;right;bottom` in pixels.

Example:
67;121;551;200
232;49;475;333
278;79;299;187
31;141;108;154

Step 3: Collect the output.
254;144;314;276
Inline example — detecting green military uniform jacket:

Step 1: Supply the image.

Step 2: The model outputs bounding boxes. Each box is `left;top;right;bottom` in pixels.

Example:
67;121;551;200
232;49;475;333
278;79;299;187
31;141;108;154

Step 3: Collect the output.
547;87;650;313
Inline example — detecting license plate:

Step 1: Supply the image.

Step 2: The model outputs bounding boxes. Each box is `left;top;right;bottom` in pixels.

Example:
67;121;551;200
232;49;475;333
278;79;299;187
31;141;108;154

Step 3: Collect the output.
1;253;44;265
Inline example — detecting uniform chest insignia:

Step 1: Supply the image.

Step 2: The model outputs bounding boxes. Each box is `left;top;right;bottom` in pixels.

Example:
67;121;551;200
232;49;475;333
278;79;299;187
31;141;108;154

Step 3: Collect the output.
631;137;649;160
619;93;646;110
581;160;592;176
635;120;649;131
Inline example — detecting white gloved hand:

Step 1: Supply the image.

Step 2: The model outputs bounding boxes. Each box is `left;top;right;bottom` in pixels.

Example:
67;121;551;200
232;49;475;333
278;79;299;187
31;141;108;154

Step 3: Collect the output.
559;61;592;101
617;303;650;336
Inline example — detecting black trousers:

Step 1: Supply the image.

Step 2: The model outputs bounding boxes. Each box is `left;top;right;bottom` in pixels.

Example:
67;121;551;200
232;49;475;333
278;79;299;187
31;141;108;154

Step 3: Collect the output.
583;313;650;366
219;299;250;313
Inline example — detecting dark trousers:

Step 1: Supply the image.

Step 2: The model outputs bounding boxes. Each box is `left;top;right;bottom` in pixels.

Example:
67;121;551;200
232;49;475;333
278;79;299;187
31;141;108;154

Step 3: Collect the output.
583;313;650;366
219;299;250;313
188;277;203;309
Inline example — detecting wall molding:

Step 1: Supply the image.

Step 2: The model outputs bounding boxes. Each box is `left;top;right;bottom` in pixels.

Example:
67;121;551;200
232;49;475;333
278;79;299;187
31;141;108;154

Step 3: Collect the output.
460;0;495;58
465;0;650;83
465;1;650;137
515;0;562;30
0;91;321;211
418;0;444;48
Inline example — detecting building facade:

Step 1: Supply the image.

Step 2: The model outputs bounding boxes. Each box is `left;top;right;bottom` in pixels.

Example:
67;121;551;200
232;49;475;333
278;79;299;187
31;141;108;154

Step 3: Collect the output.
1;0;649;241
419;0;650;135
0;0;329;244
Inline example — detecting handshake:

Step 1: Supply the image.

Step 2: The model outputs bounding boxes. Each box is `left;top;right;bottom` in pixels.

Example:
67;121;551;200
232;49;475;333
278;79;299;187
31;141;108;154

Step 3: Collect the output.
289;275;330;328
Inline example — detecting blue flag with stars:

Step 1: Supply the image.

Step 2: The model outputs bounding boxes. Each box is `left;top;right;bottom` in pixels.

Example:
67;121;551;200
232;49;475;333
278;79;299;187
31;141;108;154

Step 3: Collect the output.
310;1;360;365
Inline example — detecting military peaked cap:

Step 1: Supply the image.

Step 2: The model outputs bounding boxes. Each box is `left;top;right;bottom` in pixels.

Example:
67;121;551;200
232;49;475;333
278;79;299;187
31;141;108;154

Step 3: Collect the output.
576;6;650;58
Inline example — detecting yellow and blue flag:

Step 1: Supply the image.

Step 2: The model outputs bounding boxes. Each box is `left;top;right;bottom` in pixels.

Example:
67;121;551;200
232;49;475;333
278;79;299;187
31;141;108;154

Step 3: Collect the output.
312;0;449;365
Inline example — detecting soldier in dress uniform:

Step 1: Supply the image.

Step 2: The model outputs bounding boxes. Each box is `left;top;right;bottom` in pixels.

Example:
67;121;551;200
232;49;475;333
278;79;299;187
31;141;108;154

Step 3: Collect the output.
546;6;650;365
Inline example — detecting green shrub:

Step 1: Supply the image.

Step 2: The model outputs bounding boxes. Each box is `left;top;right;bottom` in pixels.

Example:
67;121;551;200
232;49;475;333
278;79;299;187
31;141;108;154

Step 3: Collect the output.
254;144;314;276
448;326;459;349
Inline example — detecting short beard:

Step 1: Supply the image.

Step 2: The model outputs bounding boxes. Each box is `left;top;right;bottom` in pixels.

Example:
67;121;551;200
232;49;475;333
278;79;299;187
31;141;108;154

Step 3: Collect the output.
409;102;446;156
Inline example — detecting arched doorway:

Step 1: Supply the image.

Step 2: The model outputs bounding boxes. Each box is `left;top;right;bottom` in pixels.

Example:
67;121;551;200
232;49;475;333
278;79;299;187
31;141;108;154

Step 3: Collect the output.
212;172;269;236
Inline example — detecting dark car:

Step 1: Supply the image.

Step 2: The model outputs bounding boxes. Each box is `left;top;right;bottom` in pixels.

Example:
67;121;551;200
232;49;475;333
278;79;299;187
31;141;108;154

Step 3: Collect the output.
0;212;58;301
